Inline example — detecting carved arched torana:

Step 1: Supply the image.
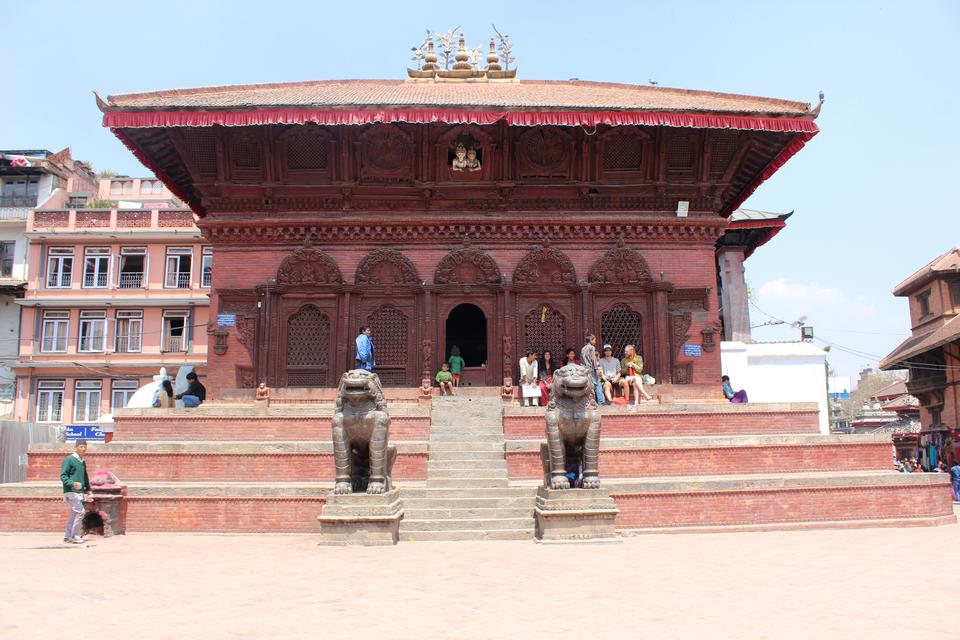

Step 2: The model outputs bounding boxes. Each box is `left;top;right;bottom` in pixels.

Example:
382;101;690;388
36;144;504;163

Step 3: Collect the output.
600;303;643;362
522;304;567;362
355;248;420;286
588;239;652;287
276;241;343;286
512;244;576;287
434;247;501;285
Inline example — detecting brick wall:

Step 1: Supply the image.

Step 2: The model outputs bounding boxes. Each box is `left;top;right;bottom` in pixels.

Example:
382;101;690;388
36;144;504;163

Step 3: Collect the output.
506;442;893;479
612;483;954;529
28;451;428;482
503;410;820;439
113;416;430;441
0;495;326;533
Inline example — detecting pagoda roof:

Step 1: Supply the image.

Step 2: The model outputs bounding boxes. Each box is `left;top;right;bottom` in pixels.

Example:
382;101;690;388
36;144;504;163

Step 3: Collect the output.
721;209;793;258
892;246;960;296
102;79;813;117
880;315;960;370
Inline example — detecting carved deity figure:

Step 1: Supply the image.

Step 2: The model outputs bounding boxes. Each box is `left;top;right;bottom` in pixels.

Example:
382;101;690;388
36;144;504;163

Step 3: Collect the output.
465;147;481;172
331;370;394;495
255;381;270;402
543;364;602;490
451;143;469;171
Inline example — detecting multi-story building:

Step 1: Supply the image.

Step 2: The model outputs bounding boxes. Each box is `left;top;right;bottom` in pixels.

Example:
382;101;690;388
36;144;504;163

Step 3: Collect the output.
881;246;960;462
11;175;209;427
1;149;98;418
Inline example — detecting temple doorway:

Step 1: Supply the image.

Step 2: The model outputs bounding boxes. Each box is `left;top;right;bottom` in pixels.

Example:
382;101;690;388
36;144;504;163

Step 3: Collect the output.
445;304;488;384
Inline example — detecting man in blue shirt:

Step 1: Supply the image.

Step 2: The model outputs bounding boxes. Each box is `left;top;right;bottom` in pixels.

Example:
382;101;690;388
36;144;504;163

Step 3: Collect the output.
355;325;376;371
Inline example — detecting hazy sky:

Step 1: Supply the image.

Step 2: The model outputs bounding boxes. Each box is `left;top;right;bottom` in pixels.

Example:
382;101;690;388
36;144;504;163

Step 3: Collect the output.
2;0;957;380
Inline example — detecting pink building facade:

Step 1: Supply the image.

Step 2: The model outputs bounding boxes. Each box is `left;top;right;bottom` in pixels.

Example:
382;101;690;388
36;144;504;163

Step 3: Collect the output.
13;179;209;426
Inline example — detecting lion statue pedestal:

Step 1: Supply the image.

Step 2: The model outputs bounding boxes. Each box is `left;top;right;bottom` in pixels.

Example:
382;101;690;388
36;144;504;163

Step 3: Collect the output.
317;370;404;546
534;364;619;543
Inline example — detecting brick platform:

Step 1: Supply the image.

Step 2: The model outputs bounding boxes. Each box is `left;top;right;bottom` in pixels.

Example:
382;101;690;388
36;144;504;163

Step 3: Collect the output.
0;391;953;537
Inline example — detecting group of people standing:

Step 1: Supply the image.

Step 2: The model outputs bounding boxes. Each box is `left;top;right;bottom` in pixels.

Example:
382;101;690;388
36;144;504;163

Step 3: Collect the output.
518;333;654;407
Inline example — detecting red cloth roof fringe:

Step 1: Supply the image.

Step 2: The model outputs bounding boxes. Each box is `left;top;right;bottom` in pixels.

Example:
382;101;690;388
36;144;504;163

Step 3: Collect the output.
103;108;819;134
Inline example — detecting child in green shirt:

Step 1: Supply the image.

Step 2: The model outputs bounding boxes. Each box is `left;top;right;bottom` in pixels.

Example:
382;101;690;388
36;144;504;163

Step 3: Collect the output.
435;362;454;396
448;346;465;387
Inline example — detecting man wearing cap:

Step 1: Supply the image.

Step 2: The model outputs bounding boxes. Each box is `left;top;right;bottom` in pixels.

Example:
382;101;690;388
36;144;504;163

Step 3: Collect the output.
598;344;623;403
60;439;91;544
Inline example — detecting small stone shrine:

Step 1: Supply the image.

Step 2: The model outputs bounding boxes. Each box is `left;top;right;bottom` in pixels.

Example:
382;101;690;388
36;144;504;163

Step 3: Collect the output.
317;370;403;545
83;470;127;537
535;364;619;542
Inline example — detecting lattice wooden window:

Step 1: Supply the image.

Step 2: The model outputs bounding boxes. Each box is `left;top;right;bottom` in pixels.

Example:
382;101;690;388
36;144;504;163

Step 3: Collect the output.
603;135;643;170
183;129;217;177
523;304;566;360
286;305;330;367
367;306;407;368
287;134;329;171
233;137;261;169
667;136;696;182
709;134;738;180
601;304;643;360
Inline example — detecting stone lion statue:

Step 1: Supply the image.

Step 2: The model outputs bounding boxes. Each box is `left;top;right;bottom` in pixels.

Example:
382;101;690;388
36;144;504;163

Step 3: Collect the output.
542;364;602;490
331;369;395;495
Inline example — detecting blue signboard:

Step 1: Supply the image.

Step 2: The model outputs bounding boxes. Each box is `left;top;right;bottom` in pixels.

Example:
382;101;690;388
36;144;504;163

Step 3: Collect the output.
217;314;237;327
683;344;702;357
65;425;104;441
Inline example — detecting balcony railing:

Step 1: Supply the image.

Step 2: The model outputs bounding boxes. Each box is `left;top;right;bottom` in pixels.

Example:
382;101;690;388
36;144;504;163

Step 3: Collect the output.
165;272;191;288
201;270;212;288
118;272;144;289
83;272;108;288
28;208;197;232
164;336;186;353
115;335;142;353
0;195;37;207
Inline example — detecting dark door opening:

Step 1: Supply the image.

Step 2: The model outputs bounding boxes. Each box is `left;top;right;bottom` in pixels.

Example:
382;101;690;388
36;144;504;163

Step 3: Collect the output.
445;303;487;368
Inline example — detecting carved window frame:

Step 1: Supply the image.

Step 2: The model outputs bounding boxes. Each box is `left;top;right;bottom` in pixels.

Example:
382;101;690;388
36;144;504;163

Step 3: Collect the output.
226;128;264;182
357;124;415;184
514;126;574;180
597;127;652;183
277;124;335;184
436;124;496;182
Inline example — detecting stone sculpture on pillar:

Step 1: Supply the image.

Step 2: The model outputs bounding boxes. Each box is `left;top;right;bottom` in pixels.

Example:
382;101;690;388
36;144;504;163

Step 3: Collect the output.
317;369;403;545
535;364;619;542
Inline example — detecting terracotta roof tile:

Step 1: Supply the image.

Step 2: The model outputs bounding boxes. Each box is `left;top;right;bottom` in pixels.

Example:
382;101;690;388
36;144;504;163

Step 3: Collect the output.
893;246;960;295
104;79;813;116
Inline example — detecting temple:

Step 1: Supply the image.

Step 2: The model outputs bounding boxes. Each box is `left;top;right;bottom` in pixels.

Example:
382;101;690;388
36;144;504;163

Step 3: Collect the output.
96;49;820;394
6;37;953;540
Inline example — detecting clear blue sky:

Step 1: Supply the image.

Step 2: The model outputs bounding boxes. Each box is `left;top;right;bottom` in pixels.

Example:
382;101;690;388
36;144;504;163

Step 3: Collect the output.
2;0;957;380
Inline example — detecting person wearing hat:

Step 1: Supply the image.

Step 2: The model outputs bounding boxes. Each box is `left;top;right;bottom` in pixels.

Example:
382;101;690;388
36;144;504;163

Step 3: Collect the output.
598;344;623;403
60;439;91;544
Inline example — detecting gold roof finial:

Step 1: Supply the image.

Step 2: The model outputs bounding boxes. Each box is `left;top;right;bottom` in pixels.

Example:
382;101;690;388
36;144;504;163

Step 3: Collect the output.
453;33;472;70
422;40;439;71
485;38;501;72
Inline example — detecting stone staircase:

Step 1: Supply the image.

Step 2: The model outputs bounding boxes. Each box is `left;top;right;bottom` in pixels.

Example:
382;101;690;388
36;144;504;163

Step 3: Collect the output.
400;396;536;541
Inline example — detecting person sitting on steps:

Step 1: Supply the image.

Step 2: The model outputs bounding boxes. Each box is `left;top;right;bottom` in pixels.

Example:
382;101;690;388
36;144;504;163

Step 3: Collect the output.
436;362;455;397
176;371;206;408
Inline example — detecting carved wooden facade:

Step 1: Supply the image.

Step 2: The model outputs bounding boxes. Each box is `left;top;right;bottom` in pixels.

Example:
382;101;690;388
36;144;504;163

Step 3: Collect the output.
105;108;813;390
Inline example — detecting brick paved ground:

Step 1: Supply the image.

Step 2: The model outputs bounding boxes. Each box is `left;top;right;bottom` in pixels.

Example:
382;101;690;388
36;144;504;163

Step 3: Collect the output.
1;524;957;640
